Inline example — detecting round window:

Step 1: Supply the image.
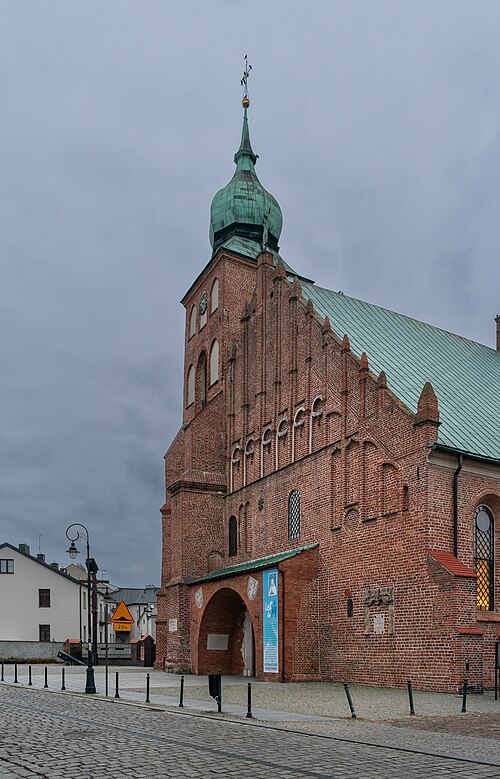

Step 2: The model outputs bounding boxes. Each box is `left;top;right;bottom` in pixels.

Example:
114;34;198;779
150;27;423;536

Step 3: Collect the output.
475;507;491;533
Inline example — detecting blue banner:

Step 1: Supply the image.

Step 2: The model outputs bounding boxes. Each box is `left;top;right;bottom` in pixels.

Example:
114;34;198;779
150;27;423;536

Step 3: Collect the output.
263;568;279;673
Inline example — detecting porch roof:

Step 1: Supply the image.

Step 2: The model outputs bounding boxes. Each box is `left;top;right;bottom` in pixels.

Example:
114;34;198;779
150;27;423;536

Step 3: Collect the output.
191;543;319;584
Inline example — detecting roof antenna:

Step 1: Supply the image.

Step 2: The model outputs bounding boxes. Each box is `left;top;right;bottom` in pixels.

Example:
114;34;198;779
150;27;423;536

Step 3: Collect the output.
38;533;43;554
241;54;252;108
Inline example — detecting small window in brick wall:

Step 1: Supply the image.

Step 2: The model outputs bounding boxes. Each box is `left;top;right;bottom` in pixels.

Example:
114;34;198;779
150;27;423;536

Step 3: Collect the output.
229;516;238;557
288;490;301;540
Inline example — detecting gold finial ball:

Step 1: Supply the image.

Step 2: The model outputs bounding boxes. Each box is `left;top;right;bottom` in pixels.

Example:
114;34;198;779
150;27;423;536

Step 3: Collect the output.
242;97;250;108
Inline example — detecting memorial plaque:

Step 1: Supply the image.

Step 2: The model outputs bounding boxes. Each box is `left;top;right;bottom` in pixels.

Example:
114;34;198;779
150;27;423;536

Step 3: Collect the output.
374;614;385;634
207;633;229;650
168;618;178;633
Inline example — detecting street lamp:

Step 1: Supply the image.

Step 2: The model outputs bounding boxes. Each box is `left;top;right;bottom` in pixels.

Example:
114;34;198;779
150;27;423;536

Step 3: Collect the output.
65;523;98;694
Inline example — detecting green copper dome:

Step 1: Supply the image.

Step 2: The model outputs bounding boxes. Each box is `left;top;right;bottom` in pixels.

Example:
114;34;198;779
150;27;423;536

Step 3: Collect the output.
209;107;283;255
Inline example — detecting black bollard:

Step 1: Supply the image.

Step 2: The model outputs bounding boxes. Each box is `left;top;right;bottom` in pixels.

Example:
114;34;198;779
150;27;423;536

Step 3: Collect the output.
1;662;3;682
28;666;32;686
461;678;468;713
114;671;120;699
246;682;253;718
407;680;415;716
61;668;66;691
146;673;150;703
343;682;356;719
44;667;48;688
179;675;184;708
14;664;18;683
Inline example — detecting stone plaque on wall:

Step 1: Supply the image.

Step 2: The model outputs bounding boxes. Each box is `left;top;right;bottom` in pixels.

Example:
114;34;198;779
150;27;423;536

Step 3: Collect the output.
373;614;385;635
168;618;178;633
207;633;229;651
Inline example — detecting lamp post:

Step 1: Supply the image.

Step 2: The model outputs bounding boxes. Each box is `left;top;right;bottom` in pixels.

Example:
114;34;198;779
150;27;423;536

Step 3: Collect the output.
65;523;98;694
103;588;113;697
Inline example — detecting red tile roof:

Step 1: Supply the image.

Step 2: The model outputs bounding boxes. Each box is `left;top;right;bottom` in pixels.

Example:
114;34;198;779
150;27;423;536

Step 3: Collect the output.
455;628;483;635
427;549;476;578
476;611;500;622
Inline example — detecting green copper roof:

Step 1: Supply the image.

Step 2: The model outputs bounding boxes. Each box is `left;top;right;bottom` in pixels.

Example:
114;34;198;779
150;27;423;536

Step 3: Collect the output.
191;543;318;584
302;283;500;461
209;107;283;255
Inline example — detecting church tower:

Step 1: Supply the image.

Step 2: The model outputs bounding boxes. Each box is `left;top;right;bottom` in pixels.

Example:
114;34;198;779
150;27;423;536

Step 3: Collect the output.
156;87;284;672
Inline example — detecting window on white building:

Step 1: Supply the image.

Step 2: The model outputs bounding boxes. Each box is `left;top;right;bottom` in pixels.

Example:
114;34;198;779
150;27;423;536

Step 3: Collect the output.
38;589;50;607
39;624;50;642
0;559;14;574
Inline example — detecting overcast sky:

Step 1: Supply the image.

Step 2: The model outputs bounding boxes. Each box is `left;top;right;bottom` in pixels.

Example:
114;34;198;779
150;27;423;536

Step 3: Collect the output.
1;1;499;586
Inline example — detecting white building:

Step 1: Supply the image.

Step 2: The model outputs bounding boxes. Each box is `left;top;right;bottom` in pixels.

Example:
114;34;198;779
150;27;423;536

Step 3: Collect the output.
0;542;112;656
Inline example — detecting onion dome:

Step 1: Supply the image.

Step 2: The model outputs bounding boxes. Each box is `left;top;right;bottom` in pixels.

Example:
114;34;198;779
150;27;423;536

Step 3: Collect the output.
209;102;283;255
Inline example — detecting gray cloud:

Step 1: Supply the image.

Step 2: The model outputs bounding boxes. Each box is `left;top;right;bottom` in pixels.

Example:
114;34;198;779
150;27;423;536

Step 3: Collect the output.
1;0;499;584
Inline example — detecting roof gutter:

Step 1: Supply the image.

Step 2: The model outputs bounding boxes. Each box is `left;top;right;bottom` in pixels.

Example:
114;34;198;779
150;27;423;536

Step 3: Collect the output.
453;453;463;558
429;442;500;468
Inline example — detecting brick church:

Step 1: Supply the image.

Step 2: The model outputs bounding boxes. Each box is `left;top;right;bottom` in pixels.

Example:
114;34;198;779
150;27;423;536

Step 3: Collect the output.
156;95;500;692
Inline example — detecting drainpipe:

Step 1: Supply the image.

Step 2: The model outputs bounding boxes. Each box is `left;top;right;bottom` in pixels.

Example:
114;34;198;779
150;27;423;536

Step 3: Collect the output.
453;453;463;558
280;569;285;682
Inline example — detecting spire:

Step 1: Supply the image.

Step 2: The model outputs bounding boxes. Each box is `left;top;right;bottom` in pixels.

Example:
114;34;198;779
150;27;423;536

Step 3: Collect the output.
209;58;283;255
234;107;257;168
235;57;257;168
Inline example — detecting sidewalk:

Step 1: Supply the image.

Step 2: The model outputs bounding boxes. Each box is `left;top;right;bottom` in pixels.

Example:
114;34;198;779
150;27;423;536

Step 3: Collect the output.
2;663;499;720
2;664;500;765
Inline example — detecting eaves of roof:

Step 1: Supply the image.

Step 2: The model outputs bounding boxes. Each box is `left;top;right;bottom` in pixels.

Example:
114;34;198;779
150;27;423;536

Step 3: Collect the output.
0;542;81;584
191;543;319;584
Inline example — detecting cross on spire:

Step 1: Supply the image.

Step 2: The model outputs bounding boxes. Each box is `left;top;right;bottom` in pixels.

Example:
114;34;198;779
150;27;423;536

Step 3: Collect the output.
241;55;252;107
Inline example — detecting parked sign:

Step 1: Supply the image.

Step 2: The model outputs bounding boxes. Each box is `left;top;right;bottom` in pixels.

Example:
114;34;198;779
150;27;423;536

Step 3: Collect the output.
263;569;279;673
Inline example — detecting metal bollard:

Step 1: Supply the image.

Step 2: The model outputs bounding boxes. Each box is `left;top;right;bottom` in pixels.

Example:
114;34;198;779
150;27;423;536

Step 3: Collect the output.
1;662;3;682
28;666;32;686
14;664;18;684
179;675;184;708
146;673;150;703
407;679;415;716
246;682;253;718
343;682;356;718
61;668;66;691
44;667;48;688
461;678;468;713
114;672;120;699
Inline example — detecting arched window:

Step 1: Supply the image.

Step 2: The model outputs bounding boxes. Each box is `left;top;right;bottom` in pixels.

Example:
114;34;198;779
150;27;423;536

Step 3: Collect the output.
209;339;219;386
229;516;237;557
288;490;301;540
189;306;196;338
200;291;208;329
474;505;494;610
197;351;207;406
186;365;195;407
210;278;219;314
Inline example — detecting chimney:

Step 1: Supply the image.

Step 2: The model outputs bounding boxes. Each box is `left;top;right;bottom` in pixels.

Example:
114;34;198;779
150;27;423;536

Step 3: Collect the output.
18;543;30;555
37;553;45;563
50;562;59;570
495;315;500;351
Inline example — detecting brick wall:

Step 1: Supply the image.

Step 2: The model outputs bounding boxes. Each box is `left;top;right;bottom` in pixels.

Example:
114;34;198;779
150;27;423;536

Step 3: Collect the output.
156;247;500;691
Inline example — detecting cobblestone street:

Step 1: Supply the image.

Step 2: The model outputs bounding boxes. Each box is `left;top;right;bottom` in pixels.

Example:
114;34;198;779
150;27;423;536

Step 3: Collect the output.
2;683;500;779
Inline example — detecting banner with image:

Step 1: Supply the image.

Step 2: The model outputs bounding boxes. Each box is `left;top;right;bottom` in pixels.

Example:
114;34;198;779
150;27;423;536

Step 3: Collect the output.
262;568;279;673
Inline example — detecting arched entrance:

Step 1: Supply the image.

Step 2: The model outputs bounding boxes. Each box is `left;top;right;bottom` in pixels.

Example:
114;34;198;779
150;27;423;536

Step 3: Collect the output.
198;588;255;676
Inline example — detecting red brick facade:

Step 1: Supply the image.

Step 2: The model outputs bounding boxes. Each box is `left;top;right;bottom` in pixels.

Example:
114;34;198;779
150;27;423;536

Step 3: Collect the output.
156;247;500;692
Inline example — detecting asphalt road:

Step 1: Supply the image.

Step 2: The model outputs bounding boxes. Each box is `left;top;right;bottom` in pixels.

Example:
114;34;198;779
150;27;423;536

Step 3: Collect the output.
1;685;500;779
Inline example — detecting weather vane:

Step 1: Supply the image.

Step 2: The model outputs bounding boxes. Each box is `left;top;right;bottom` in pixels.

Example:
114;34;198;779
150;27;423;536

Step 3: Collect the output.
241;55;252;108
